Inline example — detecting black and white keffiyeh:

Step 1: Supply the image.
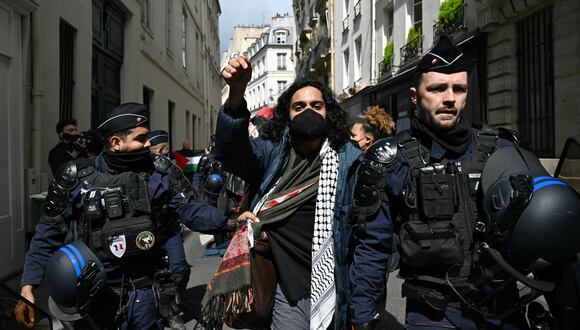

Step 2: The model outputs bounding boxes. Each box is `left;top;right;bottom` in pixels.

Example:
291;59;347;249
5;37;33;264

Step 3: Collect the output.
310;140;339;330
251;140;339;330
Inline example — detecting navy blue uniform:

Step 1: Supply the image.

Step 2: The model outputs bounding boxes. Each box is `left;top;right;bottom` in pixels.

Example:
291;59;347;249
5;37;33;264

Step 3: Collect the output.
349;134;519;328
22;154;228;328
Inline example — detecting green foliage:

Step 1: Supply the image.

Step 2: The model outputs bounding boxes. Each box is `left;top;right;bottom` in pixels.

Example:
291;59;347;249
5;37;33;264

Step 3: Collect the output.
436;0;463;31
383;41;394;64
406;26;422;50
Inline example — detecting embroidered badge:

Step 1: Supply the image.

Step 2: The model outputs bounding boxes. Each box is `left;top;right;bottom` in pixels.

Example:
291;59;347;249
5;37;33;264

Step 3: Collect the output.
136;231;156;250
109;235;127;258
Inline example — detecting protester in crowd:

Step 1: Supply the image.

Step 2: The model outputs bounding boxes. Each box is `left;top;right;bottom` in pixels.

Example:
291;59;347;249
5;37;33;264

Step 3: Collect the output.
350;105;395;153
173;141;198;182
48;119;86;175
211;56;361;330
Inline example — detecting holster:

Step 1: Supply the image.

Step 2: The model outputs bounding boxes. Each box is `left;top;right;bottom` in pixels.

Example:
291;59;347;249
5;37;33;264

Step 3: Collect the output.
402;282;448;312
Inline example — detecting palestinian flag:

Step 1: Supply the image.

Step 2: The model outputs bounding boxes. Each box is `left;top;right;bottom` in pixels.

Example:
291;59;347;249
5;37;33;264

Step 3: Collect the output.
174;152;202;173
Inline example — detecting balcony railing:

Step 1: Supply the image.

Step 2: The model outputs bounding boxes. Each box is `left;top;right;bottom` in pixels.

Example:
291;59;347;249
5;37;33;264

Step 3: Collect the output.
354;1;361;18
400;34;423;63
433;4;465;36
342;15;349;31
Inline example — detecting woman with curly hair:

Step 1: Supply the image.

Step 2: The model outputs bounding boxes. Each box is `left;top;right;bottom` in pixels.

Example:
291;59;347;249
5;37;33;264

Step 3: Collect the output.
351;105;395;152
214;56;362;330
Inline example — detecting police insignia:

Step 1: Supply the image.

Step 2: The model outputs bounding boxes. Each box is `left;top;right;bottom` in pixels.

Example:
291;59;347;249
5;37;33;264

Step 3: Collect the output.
136;231;156;250
109;235;127;258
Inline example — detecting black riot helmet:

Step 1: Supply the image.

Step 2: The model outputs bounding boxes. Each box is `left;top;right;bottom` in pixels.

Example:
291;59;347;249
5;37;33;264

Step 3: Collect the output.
480;146;580;271
448;146;580;319
45;240;107;322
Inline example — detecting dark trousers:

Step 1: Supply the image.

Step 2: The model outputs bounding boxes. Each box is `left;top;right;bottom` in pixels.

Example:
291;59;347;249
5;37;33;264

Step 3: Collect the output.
405;302;526;330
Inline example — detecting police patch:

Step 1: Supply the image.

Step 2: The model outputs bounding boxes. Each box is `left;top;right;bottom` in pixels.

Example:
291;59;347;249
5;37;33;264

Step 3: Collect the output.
109;235;126;258
136;231;155;250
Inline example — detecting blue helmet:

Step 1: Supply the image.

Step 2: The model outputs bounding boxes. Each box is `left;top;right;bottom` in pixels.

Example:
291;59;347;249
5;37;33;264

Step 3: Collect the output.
45;240;106;321
205;173;223;194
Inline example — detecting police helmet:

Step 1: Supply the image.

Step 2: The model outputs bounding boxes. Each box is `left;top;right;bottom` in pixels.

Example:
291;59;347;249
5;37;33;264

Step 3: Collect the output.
447;146;580;320
205;173;223;194
481;146;580;271
45;240;106;321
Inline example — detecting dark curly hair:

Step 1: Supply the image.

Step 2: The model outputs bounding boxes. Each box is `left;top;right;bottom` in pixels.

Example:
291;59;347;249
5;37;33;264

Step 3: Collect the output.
261;80;351;150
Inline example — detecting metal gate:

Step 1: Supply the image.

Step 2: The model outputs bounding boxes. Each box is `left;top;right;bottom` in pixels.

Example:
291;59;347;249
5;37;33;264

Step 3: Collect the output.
517;6;555;157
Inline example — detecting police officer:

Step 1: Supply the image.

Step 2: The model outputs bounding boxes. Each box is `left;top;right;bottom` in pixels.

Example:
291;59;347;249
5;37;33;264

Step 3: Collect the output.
15;103;231;329
349;36;580;329
148;129;189;329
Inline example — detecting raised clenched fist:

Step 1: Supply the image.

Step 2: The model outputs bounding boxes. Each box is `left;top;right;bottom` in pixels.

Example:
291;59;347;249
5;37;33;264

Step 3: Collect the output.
222;56;252;92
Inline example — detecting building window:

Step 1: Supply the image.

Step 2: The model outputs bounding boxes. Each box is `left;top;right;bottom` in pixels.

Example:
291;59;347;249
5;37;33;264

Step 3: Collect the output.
143;86;153;109
275;30;287;44
277;81;287;95
196;32;201;84
186;110;191;142
192;114;197;147
262;83;266;105
385;7;394;41
277;53;287;70
413;0;422;31
354;37;362;82
354;0;361;18
166;0;173;54
168;100;175;152
343;49;350;88
141;0;152;31
60;19;76;121
517;7;555;157
181;8;187;69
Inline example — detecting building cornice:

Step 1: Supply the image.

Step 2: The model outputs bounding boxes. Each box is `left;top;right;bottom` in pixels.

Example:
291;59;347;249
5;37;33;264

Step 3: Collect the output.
4;0;38;14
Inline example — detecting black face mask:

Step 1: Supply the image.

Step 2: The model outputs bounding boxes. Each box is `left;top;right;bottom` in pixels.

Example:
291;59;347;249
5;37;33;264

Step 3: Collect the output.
61;133;79;142
102;149;153;173
289;108;326;141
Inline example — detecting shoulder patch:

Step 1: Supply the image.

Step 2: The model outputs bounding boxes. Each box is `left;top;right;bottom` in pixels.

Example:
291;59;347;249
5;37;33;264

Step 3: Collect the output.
152;154;172;173
366;137;398;165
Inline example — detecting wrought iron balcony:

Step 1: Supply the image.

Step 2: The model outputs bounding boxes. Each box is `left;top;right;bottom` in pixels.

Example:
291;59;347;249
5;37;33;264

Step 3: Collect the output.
433;4;465;36
400;34;423;63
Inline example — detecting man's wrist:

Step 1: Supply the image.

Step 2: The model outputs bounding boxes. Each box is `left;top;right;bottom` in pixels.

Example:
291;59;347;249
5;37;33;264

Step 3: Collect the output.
21;284;34;294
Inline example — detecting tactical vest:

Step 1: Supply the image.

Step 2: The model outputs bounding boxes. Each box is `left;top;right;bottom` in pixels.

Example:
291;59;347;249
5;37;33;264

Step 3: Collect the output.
73;159;180;262
395;127;500;285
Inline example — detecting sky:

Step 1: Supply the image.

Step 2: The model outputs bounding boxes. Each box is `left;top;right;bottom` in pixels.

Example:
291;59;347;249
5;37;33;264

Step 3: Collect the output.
218;0;293;53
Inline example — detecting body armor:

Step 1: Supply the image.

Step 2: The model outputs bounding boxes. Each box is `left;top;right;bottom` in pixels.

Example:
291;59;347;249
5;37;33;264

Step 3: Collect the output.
42;156;189;263
395;127;500;283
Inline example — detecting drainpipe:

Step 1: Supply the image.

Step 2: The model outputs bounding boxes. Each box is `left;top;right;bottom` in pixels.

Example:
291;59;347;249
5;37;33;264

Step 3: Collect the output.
370;0;377;85
31;7;44;172
329;0;335;91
